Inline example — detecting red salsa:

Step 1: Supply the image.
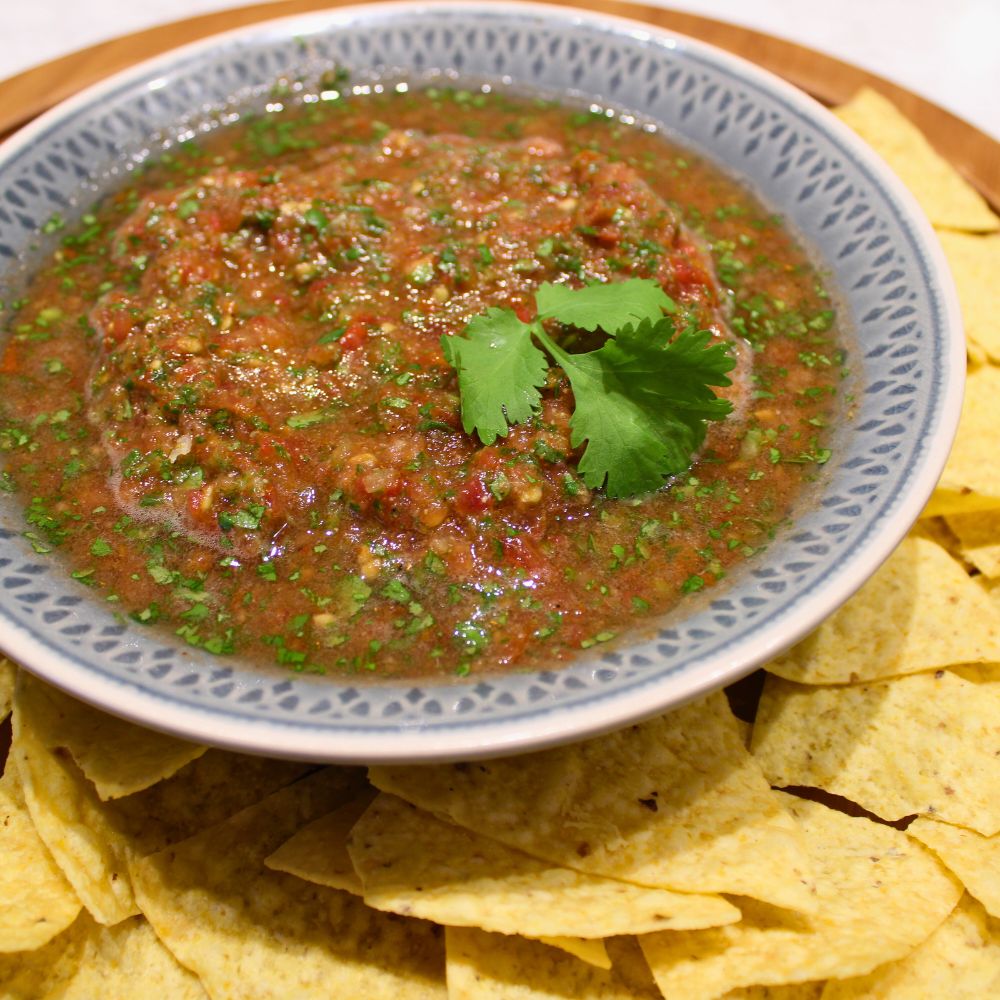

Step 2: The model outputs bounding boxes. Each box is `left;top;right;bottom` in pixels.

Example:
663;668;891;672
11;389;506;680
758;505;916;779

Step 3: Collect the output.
0;85;843;678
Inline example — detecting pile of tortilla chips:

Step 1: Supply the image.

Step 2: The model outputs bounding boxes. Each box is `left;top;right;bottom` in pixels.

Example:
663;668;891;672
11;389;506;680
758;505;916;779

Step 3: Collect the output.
2;89;1000;998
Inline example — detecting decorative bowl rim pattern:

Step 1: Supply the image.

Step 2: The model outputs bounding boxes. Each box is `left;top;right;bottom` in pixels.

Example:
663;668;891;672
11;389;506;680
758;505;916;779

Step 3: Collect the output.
0;1;964;761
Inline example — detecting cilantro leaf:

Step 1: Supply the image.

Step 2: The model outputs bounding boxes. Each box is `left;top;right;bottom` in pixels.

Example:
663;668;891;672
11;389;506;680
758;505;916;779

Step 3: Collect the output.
598;321;735;421
442;279;735;497
440;308;548;445
538;321;732;497
536;277;675;332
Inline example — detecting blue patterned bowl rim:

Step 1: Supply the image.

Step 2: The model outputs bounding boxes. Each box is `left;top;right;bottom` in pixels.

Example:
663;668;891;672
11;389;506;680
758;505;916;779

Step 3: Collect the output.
0;1;964;761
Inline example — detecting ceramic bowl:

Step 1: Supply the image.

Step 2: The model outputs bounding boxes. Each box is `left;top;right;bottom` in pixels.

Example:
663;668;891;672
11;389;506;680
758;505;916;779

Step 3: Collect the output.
0;1;963;761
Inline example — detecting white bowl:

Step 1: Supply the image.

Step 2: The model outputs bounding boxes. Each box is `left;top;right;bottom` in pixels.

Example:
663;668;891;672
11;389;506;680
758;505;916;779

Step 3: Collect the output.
0;2;963;761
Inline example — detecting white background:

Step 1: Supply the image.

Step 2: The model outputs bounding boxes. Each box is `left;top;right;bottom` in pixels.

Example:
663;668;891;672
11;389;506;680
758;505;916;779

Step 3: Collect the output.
3;1;999;141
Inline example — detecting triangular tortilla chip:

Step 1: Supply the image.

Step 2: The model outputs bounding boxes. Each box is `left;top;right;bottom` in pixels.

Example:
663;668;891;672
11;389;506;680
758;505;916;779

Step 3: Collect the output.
931;363;1000;511
11;679;140;925
936;230;1000;362
908;818;1000;919
766;536;1000;683
0;912;206;999
371;692;816;911
14;673;205;800
345;792;740;939
751;671;1000;835
446;927;660;999
132;770;446;999
0;763;81;951
944;509;1000;578
265;789;376;895
638;794;961;998
834;89;998;232
821;895;1000;998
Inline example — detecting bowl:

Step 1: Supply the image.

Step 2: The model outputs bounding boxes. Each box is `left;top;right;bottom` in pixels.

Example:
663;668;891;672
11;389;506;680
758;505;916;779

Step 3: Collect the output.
0;1;963;761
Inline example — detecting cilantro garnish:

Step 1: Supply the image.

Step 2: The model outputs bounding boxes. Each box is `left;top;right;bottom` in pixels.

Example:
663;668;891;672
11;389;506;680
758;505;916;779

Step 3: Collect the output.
441;279;735;498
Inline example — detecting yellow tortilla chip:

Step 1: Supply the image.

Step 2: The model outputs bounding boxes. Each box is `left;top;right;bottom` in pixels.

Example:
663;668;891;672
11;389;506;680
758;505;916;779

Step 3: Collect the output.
834;89;998;232
0;912;206;999
907;818;1000;919
346;793;740;940
111;750;318;857
11;673;316;926
725;987;824;998
0;657;13;722
751;671;1000;835
638;794;961;999
371;692;816;911
538;937;611;970
937;230;1000;362
266;790;613;970
446;927;660;999
265;788;376;894
15;673;205;799
0;912;89;999
930;363;1000;513
922;487;1000;519
821;894;1000;998
11;678;140;925
767;536;1000;683
0;763;81;951
51;914;207;1000
944;509;1000;578
132;770;446;999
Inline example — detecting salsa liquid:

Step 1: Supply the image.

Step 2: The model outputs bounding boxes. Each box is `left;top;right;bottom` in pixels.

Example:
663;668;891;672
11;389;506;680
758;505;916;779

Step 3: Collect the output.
0;86;844;679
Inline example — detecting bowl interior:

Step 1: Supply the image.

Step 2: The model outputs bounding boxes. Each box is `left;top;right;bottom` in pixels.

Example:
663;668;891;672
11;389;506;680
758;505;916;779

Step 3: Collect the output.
0;1;962;761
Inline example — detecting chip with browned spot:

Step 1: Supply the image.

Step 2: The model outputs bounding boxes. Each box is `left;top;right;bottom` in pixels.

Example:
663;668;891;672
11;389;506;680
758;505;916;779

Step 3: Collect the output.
638;794;960;998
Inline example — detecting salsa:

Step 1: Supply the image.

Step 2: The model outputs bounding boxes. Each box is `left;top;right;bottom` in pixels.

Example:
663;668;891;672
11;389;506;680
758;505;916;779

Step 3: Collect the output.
0;85;844;679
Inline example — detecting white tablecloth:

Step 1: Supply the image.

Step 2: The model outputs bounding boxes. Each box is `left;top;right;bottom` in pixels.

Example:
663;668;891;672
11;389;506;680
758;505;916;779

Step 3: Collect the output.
5;1;999;142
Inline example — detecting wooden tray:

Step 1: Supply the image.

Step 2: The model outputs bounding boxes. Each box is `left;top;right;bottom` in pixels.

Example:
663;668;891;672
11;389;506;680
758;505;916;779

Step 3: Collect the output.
1;0;998;209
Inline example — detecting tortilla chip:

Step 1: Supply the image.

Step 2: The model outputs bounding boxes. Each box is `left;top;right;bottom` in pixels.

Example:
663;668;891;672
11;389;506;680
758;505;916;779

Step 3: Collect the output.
111;750;318;858
821;894;1000;998
371;692;816;912
346;792;740;940
0;764;81;951
446;927;661;999
907;818;1000;919
944;509;1000;578
11;678;140;925
0;912;206;999
265;790;615;970
132;770;446;999
928;363;1000;513
538;937;611;970
751;671;1000;835
724;987;824;998
0;657;13;722
834;89;998;232
766;536;1000;684
15;673;205;799
937;230;1000;362
0;912;90;999
638;794;961;998
51;914;207;999
265;788;376;895
922;488;1000;519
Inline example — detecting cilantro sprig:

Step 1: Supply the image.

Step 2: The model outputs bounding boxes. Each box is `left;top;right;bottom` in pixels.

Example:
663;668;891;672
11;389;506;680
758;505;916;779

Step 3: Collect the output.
441;278;735;498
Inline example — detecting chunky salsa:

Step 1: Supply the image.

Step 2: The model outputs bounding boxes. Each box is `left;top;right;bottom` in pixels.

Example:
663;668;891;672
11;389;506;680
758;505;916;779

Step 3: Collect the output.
0;84;844;678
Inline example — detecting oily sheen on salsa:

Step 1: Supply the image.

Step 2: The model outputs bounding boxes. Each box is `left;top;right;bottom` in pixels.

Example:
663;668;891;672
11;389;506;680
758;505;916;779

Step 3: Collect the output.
0;86;843;679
